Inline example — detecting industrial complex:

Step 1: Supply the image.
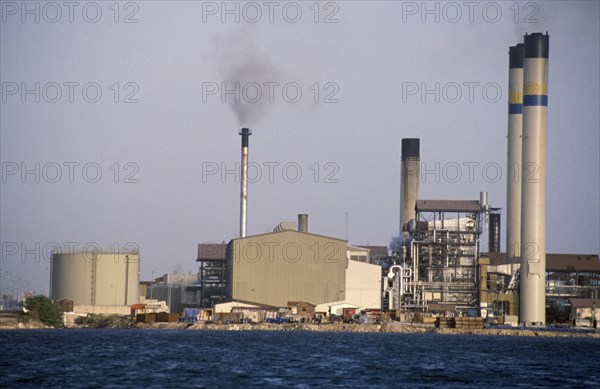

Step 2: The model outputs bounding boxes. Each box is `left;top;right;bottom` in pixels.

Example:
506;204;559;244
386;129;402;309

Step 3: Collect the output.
34;32;599;329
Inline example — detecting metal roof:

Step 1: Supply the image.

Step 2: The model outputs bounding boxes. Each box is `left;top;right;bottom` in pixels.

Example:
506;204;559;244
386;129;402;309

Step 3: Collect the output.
416;200;482;213
569;298;600;308
485;252;600;272
359;246;389;257
197;243;227;261
231;229;347;243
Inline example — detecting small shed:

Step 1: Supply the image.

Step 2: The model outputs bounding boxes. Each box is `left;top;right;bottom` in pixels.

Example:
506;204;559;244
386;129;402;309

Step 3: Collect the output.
569;298;600;325
287;301;316;317
57;299;74;313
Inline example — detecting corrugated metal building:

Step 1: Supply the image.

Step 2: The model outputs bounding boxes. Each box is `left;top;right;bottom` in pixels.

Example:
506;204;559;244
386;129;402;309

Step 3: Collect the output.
227;230;346;307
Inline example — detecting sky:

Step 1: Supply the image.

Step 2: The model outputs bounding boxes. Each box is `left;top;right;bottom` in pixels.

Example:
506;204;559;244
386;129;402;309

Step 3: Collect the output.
1;1;599;295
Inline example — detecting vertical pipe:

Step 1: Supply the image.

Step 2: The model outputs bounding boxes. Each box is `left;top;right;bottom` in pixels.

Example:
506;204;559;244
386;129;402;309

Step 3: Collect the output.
520;33;549;325
239;128;252;238
507;43;524;273
298;214;308;233
49;252;54;298
400;139;420;235
124;254;129;306
479;191;488;210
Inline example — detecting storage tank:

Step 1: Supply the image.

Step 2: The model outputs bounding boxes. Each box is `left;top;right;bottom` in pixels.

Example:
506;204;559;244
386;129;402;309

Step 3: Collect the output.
51;250;140;306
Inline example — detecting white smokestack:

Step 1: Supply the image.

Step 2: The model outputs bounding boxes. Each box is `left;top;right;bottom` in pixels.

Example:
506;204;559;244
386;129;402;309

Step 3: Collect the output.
507;43;524;273
520;32;549;325
239;128;252;238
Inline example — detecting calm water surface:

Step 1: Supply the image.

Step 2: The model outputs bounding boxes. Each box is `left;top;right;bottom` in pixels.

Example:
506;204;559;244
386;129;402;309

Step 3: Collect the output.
1;330;599;388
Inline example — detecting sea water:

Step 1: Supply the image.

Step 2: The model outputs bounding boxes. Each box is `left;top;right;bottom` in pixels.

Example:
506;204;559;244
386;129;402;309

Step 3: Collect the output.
1;330;598;388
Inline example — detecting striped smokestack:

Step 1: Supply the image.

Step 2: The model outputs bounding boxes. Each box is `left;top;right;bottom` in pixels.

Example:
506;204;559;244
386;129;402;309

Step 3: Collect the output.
400;138;420;235
507;43;524;271
239;128;252;238
520;33;549;324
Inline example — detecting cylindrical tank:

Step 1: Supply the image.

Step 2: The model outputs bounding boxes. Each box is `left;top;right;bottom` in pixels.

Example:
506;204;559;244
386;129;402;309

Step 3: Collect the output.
520;32;549;325
51;250;140;306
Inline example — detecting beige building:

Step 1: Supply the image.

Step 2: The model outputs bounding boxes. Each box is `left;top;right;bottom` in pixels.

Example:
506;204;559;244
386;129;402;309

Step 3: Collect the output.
347;245;369;263
227;230;347;307
345;259;382;309
316;259;382;315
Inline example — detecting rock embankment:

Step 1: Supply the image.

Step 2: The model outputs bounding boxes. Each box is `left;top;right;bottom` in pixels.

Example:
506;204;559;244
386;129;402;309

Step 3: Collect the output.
132;321;600;338
0;319;51;330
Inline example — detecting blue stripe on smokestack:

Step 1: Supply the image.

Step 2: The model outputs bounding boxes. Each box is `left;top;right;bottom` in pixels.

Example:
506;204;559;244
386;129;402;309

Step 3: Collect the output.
523;95;548;107
509;104;523;114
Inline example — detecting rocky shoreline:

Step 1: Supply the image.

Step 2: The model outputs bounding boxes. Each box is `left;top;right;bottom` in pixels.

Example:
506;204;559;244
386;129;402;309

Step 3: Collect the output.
132;321;600;338
2;319;599;338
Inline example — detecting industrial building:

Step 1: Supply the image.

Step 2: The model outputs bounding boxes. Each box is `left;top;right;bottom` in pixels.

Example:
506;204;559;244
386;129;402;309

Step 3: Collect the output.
198;212;382;317
387;193;492;316
196;243;228;307
50;250;140;315
479;253;600;322
226;227;346;308
145;273;200;313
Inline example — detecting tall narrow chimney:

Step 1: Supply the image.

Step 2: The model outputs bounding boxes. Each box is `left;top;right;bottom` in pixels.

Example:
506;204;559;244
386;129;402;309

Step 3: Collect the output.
520;32;548;324
507;43;524;272
488;213;501;253
239;128;252;238
400;139;420;235
298;214;308;233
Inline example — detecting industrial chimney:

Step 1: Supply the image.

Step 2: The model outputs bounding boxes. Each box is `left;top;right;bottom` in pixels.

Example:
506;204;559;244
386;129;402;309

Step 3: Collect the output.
507;43;524;271
298;214;308;233
400;139;420;235
520;32;549;324
239;128;252;238
488;213;501;253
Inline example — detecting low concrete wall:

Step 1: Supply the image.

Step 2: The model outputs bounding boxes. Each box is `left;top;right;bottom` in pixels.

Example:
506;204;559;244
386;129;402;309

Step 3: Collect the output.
73;305;131;315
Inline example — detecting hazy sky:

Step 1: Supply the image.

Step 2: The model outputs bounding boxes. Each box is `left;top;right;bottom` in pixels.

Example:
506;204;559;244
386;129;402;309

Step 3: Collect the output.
1;1;599;295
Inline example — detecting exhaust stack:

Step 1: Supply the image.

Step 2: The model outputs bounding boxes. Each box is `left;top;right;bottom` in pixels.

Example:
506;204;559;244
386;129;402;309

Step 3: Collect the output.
400;139;420;235
239;128;252;238
520;33;549;324
507;43;524;271
488;213;501;253
298;214;308;233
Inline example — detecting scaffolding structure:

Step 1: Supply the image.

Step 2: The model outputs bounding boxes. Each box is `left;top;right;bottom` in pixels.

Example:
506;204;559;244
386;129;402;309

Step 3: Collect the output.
196;244;228;308
391;199;486;315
